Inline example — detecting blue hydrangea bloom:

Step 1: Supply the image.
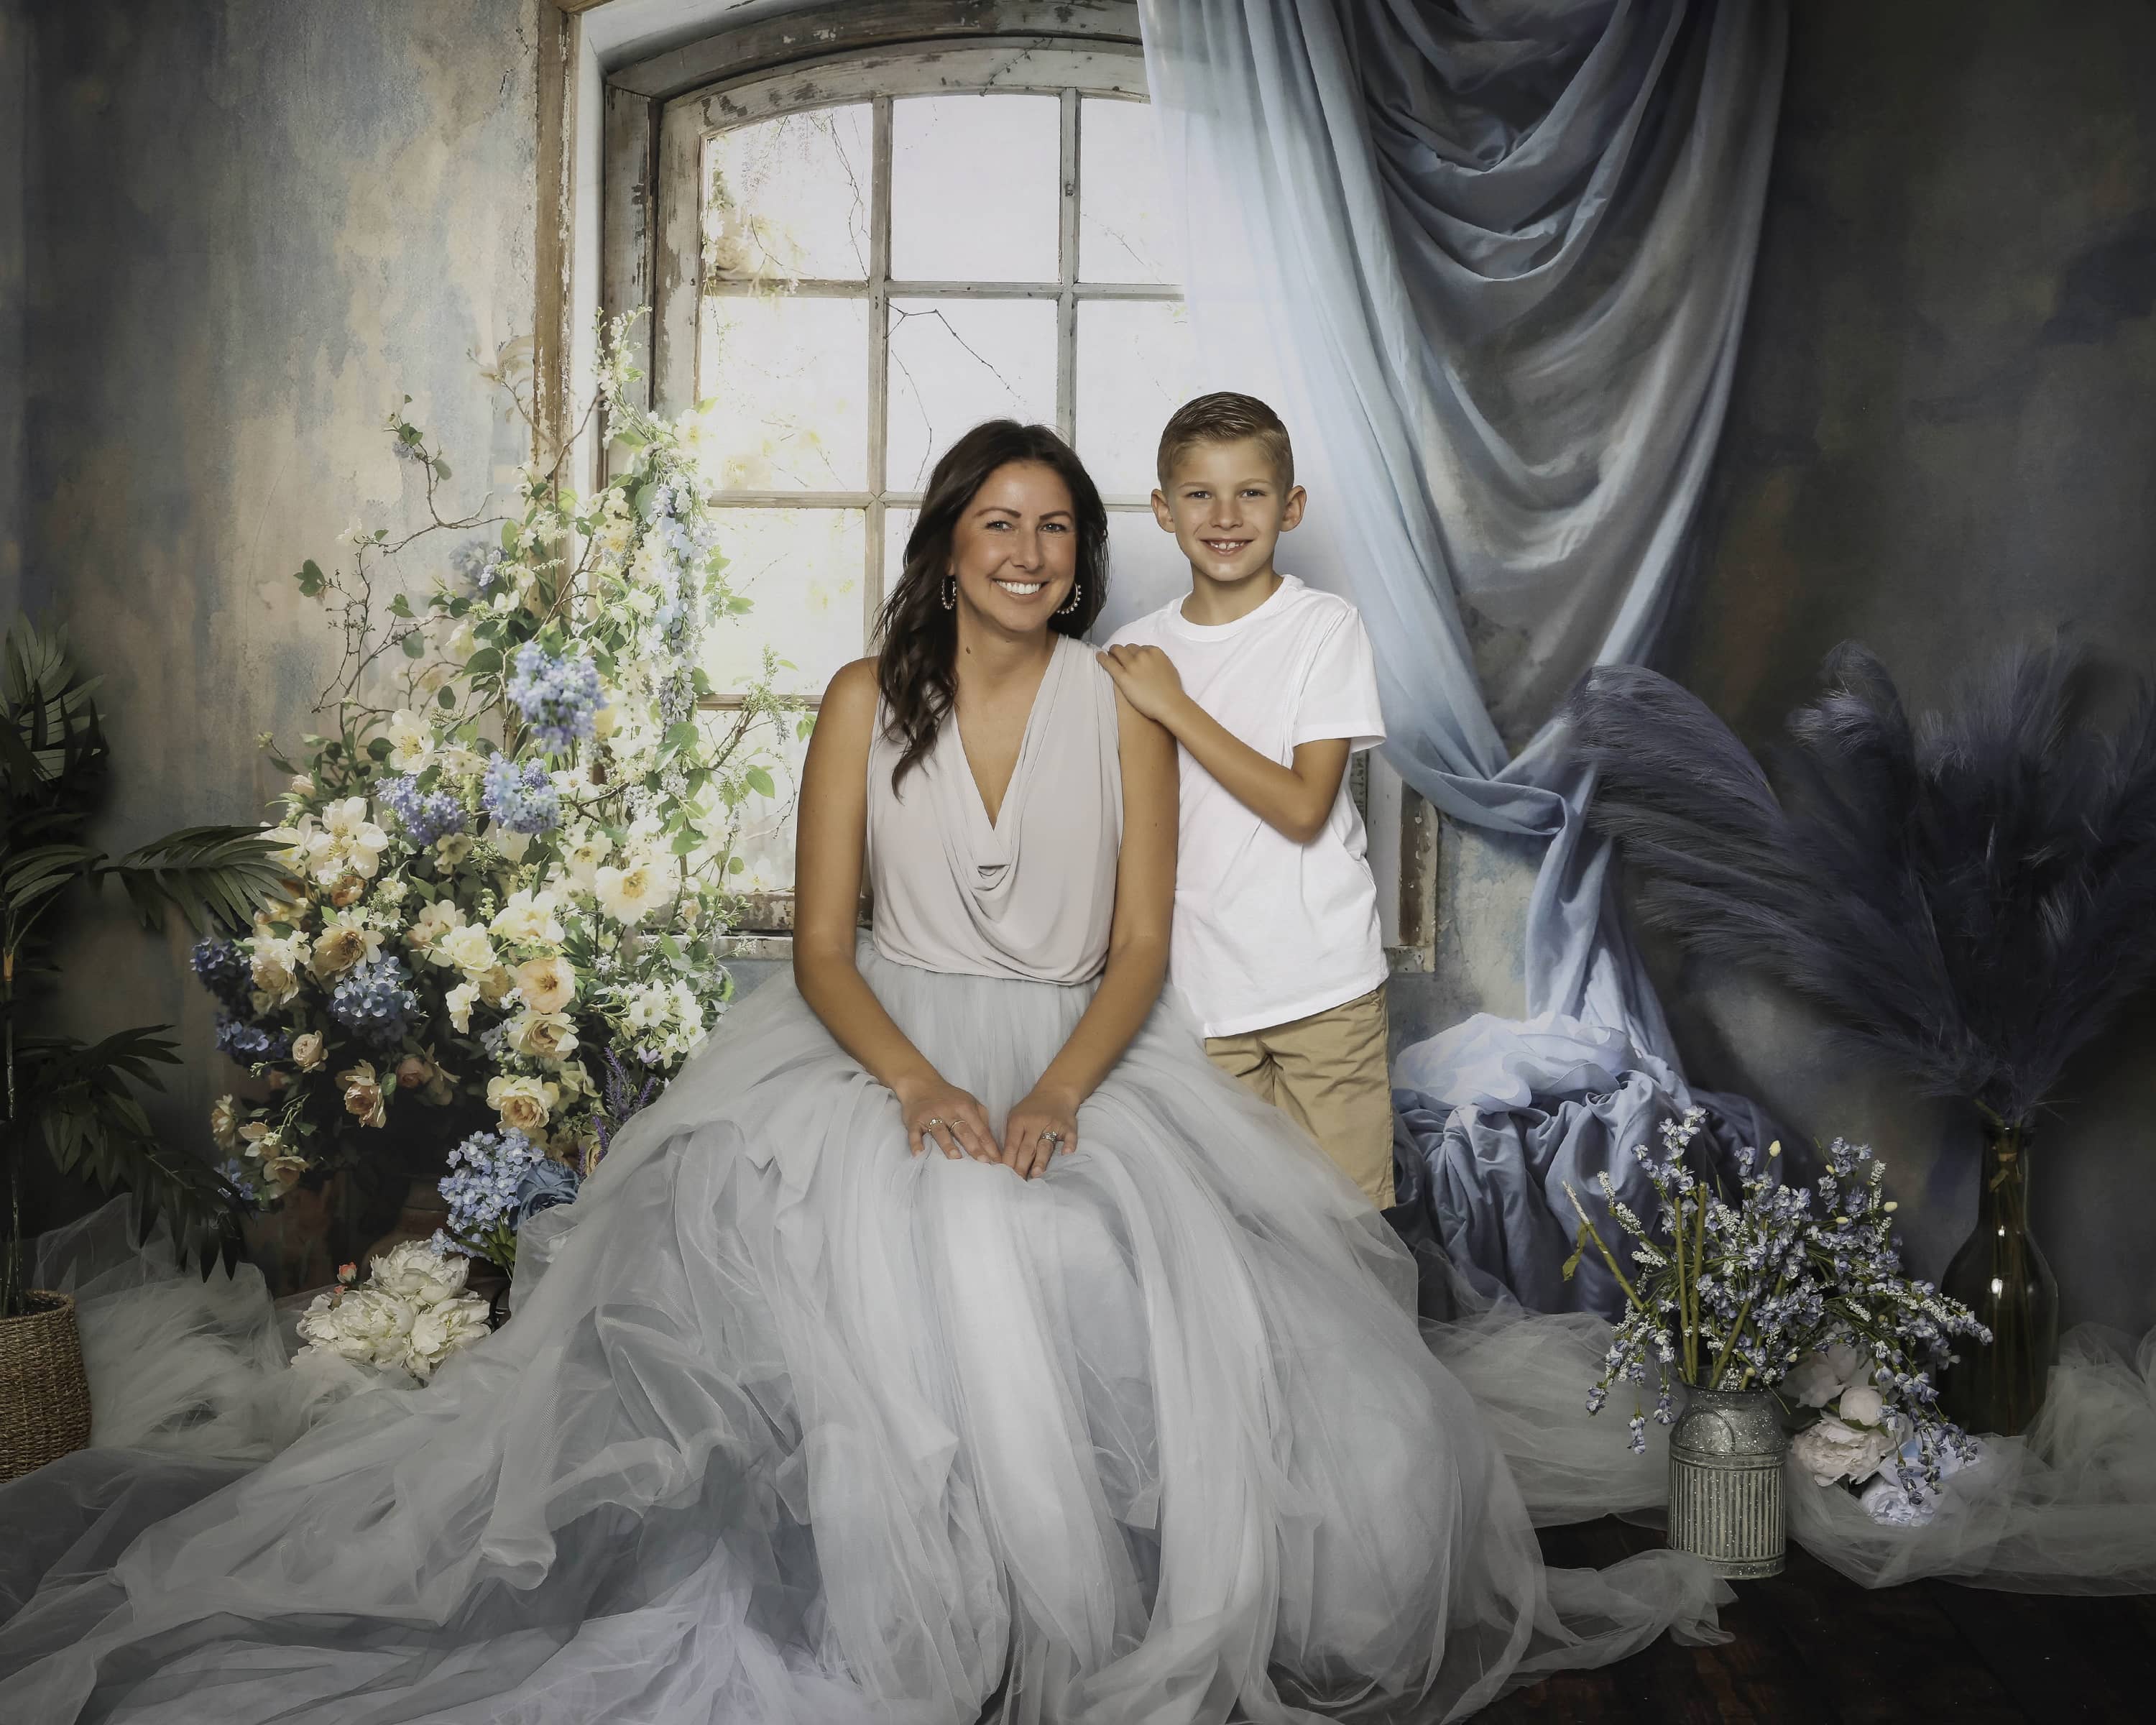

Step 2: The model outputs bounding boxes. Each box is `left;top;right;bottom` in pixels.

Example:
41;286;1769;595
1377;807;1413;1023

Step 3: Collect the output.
214;1016;290;1064
507;642;603;754
191;937;253;1011
439;1129;545;1245
328;957;421;1049
482;755;561;834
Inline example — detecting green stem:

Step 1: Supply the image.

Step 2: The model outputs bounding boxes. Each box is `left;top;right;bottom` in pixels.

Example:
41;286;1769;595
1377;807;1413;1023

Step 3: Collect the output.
1562;1183;1649;1316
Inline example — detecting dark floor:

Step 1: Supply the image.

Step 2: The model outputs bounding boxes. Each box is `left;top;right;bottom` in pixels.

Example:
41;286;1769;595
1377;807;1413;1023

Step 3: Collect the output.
1482;1519;2156;1724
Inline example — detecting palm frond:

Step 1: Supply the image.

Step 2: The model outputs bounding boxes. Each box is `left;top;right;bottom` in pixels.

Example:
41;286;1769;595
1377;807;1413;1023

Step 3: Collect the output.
1568;643;2156;1128
15;1030;246;1282
106;825;293;934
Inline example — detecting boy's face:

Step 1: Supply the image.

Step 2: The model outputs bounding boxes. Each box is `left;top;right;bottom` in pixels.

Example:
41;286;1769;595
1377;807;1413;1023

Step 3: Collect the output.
1151;437;1306;586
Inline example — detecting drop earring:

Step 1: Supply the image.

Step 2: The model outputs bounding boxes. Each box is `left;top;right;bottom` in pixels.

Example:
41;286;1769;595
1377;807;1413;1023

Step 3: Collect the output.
1056;579;1081;618
941;574;956;611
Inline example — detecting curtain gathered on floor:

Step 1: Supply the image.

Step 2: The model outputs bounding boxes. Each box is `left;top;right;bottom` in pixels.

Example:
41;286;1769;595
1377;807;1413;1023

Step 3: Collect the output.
1138;0;1791;1312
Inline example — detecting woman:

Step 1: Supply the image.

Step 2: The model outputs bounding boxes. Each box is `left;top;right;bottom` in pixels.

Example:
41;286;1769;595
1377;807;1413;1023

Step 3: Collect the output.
0;423;1718;1722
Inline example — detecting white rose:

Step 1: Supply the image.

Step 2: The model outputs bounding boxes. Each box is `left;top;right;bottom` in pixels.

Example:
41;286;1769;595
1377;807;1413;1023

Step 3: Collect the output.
1838;1385;1886;1427
384;709;436;773
1792;1414;1897;1488
287;773;315;798
369;1238;471;1305
445;980;481;1034
436;924;497;977
209;1095;241;1153
490;889;565;948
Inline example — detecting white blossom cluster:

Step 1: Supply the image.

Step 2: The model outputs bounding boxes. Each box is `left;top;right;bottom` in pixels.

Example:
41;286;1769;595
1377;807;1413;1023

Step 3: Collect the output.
292;1240;492;1382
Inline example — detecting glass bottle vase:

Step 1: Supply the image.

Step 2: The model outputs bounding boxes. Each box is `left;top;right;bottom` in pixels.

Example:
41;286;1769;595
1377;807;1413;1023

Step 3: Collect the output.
1938;1121;2058;1437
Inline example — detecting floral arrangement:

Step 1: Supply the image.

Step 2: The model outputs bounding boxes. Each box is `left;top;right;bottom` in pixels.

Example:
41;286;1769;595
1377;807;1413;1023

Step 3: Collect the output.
197;315;800;1263
1565;1110;1989;1502
292;1239;492;1383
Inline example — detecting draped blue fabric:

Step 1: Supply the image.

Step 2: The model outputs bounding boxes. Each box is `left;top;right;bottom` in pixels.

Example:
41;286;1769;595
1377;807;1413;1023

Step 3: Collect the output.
1138;0;1790;1312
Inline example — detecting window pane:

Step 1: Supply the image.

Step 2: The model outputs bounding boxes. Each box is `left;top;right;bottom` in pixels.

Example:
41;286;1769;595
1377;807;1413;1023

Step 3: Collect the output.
709;714;810;899
892;94;1061;283
704;507;865;698
703;105;872;284
1074;299;1197;498
695;295;870;492
884;507;918;592
1079;98;1179;285
885;298;1057;493
1095;509;1194;642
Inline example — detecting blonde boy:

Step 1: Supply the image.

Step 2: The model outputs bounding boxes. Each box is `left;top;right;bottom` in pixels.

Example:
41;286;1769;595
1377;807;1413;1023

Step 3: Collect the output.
1098;393;1394;1208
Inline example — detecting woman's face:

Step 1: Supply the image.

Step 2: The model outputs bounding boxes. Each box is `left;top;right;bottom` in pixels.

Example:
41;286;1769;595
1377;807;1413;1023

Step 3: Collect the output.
947;461;1079;638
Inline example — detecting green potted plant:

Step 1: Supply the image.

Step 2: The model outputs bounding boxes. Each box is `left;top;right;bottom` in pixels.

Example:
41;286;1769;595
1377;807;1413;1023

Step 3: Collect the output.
1;618;287;1480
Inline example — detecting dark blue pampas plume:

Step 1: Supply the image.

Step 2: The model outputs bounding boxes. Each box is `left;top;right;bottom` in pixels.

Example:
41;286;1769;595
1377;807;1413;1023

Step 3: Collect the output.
1567;643;2156;1131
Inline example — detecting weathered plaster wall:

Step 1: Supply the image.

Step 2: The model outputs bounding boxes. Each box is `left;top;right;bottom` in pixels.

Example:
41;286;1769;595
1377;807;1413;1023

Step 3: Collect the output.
0;0;26;622
1659;0;2156;1335
17;0;542;1229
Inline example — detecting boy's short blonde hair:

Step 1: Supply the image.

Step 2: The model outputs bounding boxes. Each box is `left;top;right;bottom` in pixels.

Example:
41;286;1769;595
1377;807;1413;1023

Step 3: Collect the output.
1156;392;1295;493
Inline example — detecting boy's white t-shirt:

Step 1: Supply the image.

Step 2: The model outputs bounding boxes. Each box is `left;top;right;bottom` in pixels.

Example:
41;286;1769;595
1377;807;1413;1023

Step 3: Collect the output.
1112;574;1388;1038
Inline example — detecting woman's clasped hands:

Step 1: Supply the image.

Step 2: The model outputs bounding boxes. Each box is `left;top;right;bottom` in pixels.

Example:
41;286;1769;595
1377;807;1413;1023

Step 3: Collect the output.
895;1072;1078;1180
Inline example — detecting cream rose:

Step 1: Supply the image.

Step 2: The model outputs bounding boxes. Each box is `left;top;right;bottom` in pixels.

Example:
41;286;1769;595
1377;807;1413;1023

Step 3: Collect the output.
406;898;464;957
337;1061;388;1129
262;1154;310;1194
395;1053;434;1090
1791;1414;1897;1488
209;1095;241;1154
445;980;480;1034
249;936;305;1008
507;1010;579;1063
487;1074;561;1136
290;1031;327;1071
436;924;497;977
513;954;576;1014
476;965;518;1006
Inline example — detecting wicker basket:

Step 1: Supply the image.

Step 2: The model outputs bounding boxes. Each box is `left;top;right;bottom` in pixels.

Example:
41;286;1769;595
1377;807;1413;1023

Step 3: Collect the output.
1;1290;94;1484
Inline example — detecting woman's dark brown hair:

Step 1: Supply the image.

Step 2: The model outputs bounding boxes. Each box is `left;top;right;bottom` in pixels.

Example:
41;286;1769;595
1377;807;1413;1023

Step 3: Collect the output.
875;420;1108;789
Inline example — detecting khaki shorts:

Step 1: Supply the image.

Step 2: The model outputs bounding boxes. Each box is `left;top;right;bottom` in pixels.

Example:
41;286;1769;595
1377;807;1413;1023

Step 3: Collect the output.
1204;983;1395;1209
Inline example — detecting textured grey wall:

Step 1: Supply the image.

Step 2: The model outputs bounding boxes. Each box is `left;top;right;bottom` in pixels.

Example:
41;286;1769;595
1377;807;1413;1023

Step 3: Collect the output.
14;0;541;1229
1;0;25;622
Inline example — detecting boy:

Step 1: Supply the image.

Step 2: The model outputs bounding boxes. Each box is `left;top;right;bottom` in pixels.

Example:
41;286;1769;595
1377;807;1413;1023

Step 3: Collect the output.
1098;392;1395;1208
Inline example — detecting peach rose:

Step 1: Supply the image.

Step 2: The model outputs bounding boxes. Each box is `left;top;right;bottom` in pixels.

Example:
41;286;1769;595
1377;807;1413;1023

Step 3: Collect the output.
337;1061;387;1129
513;954;576;1015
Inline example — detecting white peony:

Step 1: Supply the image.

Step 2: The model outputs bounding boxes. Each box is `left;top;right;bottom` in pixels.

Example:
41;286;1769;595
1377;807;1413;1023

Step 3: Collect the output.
490;888;565;948
1792;1413;1897;1488
1783;1338;1870;1409
384;709;436;773
402;1295;492;1380
369;1238;471;1305
1838;1385;1886;1427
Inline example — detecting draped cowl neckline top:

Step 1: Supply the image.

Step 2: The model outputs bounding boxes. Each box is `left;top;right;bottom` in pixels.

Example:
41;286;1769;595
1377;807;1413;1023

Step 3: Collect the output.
866;633;1123;985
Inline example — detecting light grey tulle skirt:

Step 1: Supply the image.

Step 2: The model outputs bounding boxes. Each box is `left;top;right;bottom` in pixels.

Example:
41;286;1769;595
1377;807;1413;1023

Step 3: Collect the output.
0;951;1726;1723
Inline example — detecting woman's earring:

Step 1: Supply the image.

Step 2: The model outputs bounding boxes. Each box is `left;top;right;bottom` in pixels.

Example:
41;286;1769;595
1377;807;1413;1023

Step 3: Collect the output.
941;574;956;612
1056;579;1081;618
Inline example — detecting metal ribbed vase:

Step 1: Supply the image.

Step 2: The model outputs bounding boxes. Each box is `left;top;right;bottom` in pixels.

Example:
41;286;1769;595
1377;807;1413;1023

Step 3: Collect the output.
1667;1384;1787;1578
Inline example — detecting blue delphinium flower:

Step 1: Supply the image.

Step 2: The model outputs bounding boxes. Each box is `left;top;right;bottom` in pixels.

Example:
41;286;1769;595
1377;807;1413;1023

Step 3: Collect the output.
328;957;420;1049
377;773;468;847
191;937;252;1011
507;642;603;754
216;1157;260;1211
215;1016;290;1064
482;755;561;834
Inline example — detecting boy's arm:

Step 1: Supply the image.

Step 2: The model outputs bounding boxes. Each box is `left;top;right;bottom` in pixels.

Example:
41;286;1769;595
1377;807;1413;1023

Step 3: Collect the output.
1097;644;1350;845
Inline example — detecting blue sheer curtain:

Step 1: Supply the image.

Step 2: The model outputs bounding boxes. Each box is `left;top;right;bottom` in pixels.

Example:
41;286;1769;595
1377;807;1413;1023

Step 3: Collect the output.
1138;0;1790;1312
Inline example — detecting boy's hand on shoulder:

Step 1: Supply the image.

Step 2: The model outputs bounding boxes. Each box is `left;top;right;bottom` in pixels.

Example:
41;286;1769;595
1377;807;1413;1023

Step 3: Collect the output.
1097;644;1187;726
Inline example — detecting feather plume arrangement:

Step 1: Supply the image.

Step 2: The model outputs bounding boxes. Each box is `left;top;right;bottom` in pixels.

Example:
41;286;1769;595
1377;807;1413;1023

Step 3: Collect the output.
1566;643;2156;1131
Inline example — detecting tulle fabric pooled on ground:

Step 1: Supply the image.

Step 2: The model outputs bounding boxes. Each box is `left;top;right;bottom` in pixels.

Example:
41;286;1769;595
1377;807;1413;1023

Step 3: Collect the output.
0;949;1728;1723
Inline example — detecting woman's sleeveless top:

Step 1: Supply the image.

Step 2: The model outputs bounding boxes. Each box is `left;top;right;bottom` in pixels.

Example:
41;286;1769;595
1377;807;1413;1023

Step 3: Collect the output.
866;633;1123;985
